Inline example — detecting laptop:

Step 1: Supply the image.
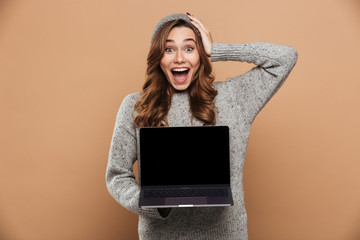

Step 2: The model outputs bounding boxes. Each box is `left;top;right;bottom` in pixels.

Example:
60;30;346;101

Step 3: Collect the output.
139;126;233;208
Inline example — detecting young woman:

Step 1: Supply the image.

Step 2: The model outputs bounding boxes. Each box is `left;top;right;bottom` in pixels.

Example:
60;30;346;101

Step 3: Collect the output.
106;13;297;240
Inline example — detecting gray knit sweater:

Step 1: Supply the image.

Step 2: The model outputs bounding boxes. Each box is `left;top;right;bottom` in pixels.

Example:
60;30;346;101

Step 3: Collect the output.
106;42;298;239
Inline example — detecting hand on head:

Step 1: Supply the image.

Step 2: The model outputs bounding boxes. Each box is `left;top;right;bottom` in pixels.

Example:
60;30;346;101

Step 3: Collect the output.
186;13;213;57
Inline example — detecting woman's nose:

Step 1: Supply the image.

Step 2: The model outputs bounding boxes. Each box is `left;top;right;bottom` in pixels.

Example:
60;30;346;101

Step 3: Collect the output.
174;51;185;63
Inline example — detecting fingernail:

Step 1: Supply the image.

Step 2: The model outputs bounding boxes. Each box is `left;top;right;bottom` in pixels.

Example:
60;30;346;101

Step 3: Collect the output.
186;12;191;16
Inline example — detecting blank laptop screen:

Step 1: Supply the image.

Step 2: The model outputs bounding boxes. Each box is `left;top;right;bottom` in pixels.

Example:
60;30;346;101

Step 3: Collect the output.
139;126;230;187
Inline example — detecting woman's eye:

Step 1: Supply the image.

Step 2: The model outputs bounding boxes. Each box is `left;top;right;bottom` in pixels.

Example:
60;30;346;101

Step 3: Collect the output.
186;47;194;51
165;48;173;52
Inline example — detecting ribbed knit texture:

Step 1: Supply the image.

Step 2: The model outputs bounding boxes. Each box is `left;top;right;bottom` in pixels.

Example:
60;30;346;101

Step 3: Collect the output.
150;13;200;43
106;42;298;239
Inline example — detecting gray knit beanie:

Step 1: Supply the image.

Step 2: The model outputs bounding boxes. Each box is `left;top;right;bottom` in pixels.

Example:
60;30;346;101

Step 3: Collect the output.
150;13;200;43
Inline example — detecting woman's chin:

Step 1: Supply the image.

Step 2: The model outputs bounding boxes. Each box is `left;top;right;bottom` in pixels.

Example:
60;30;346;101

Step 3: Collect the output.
170;79;191;91
171;82;190;91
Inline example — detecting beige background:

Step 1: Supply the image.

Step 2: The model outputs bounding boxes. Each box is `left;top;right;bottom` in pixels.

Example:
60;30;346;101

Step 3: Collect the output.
1;0;360;239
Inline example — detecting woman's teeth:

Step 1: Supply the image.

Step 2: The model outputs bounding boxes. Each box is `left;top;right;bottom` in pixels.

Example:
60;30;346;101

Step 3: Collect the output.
172;68;189;72
171;68;189;83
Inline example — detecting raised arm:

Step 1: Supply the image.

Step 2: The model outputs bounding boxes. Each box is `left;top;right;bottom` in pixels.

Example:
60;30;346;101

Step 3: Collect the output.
105;94;164;218
187;13;298;122
211;42;298;121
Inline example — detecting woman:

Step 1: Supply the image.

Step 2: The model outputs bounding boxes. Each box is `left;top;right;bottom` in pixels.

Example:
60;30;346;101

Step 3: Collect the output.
106;13;297;240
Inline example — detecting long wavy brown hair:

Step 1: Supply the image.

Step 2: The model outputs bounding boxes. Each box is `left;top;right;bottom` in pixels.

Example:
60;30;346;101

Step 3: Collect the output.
134;19;217;127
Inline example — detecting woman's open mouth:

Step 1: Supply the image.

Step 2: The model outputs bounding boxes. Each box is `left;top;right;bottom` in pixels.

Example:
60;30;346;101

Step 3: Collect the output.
171;67;190;83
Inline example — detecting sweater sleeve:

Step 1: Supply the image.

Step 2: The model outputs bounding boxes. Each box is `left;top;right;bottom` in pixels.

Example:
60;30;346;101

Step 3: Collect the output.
211;42;298;122
105;94;165;219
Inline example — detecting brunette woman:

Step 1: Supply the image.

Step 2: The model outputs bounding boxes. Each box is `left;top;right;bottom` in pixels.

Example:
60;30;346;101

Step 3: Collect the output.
106;13;297;240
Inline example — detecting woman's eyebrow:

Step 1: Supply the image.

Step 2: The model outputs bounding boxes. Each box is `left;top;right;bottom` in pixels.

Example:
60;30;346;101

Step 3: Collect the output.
165;38;196;43
184;38;196;43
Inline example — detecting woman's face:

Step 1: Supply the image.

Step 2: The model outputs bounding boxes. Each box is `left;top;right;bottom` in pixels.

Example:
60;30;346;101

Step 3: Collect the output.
160;26;200;91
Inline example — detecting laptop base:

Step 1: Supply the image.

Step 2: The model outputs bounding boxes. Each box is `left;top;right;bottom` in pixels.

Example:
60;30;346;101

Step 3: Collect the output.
139;188;233;208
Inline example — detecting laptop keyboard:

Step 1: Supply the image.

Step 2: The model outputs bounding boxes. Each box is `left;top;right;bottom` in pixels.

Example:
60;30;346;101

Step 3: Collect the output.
144;188;228;198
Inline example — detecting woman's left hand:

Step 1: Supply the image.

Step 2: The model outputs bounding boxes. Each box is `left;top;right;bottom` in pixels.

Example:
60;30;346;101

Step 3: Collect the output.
186;13;213;57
